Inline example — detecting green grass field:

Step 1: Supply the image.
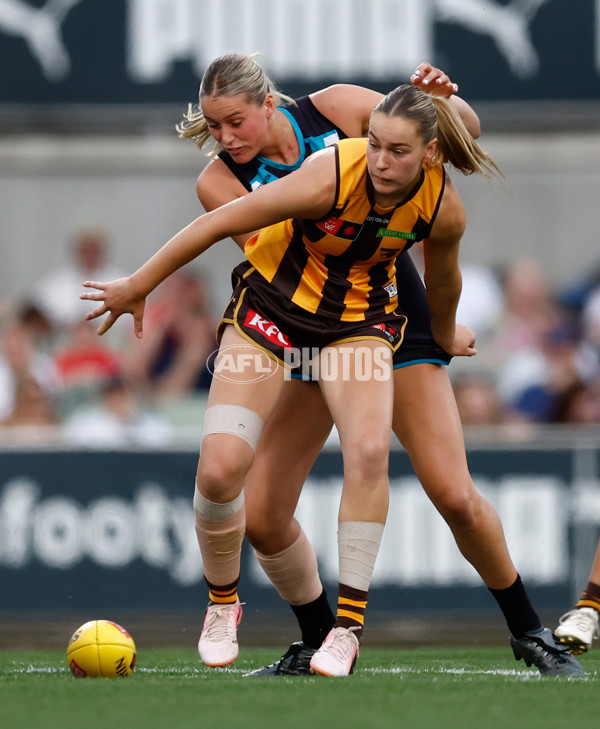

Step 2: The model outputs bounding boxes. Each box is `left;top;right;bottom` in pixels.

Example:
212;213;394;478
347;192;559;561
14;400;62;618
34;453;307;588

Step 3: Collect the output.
1;647;598;729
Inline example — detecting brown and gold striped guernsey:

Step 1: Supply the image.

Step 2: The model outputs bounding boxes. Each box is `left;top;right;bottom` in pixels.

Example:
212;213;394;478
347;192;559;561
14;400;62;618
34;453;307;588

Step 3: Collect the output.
244;137;445;323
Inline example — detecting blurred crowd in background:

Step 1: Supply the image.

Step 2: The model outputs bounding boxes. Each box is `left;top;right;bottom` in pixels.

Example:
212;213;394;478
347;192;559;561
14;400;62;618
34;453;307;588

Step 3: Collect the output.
2;223;600;447
0;225;217;446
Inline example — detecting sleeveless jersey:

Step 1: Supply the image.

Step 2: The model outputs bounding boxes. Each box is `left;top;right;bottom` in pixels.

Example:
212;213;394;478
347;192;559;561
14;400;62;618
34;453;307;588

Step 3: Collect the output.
245;137;445;323
217;96;346;191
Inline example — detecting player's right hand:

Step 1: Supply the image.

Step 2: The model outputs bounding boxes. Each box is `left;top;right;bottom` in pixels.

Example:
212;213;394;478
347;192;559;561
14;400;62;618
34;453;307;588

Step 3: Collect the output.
410;62;459;99
81;277;146;338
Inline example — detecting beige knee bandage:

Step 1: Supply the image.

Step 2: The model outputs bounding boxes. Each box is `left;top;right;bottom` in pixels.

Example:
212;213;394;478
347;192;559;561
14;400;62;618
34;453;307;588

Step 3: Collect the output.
338;521;385;592
255;529;323;606
194;489;245;586
202;404;264;452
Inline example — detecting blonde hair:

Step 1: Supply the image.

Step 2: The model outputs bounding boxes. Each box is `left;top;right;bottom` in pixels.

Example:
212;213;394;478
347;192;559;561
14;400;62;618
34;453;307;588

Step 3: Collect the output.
373;84;503;179
176;53;295;155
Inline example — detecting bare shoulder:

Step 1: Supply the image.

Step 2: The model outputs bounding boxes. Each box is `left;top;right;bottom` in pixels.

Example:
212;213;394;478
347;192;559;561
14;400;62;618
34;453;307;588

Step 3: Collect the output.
195;157;247;211
309;84;383;137
297;146;338;193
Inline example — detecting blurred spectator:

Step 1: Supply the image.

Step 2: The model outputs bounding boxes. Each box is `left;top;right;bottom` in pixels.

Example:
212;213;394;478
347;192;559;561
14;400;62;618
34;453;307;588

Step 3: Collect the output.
122;270;217;403
0;319;62;422
494;258;561;355
453;373;505;425
455;261;505;339
52;320;123;418
0;372;59;432
576;285;600;383
560;263;600;315
553;378;600;424
15;300;55;353
62;376;172;447
503;315;586;423
485;259;566;406
28;225;125;332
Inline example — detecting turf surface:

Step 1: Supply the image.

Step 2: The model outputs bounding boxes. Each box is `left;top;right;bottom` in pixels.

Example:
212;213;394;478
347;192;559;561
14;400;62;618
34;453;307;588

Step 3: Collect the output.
1;647;598;729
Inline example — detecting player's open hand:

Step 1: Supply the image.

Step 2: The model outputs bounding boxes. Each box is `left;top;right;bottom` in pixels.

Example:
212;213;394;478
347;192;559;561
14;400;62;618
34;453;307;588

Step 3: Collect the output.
80;277;146;338
410;62;458;99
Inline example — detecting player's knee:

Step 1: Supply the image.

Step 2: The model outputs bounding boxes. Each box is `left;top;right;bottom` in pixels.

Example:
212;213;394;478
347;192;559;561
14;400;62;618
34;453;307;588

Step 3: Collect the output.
244;518;272;552
344;431;389;481
245;515;286;553
435;487;481;530
196;439;252;501
245;496;287;544
195;404;264;499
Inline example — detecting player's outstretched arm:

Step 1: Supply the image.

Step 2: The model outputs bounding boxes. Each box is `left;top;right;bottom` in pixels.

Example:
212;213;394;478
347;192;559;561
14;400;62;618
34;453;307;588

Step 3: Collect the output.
81;149;337;337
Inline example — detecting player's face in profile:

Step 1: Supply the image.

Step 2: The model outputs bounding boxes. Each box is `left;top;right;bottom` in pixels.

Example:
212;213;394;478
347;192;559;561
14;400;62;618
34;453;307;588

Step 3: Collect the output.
202;93;272;163
366;113;436;207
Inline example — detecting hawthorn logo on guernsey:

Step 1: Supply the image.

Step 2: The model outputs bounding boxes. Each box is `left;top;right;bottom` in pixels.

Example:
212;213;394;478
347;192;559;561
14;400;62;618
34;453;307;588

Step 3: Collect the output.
316;217;343;235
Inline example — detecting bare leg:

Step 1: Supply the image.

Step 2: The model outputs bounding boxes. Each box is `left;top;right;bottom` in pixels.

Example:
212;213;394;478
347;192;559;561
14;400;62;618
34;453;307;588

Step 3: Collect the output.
245;380;333;555
308;342;393;676
317;343;392;630
195;327;285;667
392;362;563;652
392;362;517;589
244;379;336;661
582;540;600;589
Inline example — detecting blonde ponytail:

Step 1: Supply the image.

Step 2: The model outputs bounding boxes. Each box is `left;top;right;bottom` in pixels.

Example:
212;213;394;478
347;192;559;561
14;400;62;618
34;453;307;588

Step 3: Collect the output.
431;96;503;179
374;84;503;179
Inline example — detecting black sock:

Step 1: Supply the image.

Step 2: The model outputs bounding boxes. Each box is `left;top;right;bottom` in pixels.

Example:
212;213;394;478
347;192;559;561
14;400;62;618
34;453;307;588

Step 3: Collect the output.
290;590;335;649
488;574;542;637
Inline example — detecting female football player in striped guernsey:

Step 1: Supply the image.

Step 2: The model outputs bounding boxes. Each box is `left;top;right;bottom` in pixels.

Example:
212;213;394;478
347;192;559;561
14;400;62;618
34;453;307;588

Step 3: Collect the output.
174;55;582;678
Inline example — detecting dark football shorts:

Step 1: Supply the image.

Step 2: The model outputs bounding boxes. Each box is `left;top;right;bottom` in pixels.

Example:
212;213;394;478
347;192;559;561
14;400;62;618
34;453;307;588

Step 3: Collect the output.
217;262;406;372
392;249;451;369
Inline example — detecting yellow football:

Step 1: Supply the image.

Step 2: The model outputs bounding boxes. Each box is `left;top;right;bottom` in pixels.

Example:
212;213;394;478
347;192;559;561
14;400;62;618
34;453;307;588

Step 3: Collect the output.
67;619;137;678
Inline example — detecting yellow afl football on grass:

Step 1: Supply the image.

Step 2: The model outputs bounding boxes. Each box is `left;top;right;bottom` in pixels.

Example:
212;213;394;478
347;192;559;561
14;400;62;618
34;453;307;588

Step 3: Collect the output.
67;619;137;677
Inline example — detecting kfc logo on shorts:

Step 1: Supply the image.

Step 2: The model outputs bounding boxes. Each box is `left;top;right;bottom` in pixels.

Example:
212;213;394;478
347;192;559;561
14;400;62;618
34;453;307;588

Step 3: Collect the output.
245;309;292;348
370;322;397;343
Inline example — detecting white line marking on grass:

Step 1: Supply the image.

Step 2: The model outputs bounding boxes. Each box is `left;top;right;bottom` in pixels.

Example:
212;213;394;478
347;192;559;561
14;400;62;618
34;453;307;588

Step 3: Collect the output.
12;665;65;674
363;666;595;680
8;665;596;681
